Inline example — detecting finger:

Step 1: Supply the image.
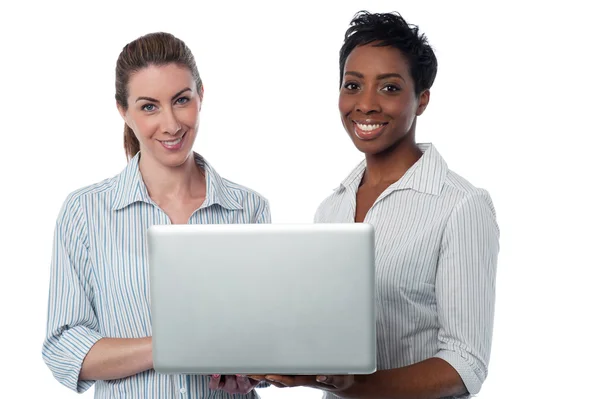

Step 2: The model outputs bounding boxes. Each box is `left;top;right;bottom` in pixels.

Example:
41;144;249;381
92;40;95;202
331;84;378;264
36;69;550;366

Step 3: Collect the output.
248;375;265;381
316;375;331;384
317;375;353;389
245;376;262;389
267;375;317;388
223;375;239;392
265;375;296;387
208;374;221;390
316;375;342;387
236;375;254;393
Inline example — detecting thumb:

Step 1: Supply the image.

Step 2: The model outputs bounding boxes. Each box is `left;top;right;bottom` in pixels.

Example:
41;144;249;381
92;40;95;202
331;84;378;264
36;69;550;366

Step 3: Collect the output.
316;375;332;384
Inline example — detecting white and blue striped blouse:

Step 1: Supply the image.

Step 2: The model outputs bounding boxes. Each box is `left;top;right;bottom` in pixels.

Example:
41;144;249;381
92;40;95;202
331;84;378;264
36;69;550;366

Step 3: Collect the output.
42;152;270;398
315;143;500;399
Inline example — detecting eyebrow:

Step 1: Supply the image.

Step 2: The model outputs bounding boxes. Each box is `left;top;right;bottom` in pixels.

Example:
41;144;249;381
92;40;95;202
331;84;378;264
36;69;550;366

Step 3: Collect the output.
344;71;406;83
135;88;192;103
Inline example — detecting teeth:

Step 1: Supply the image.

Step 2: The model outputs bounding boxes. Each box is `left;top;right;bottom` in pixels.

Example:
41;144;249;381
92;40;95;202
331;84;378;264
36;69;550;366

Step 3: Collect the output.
356;123;383;131
162;137;182;145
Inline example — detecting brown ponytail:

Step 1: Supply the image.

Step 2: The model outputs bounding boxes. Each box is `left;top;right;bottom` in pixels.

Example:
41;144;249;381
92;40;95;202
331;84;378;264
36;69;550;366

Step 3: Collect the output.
123;124;140;160
115;32;203;161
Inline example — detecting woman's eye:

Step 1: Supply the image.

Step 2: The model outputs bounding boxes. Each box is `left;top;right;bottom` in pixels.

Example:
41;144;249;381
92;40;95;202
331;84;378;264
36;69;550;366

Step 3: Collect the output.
142;104;156;112
382;85;400;92
176;97;189;105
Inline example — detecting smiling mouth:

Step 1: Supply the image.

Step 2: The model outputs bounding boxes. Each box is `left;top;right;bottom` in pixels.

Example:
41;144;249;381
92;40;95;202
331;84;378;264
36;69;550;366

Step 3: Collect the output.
354;122;387;131
352;121;388;140
159;131;187;150
159;132;186;145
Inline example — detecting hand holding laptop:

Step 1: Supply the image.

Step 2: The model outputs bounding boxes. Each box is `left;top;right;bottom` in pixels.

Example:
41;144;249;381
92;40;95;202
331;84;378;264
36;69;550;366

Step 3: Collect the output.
208;373;354;394
208;374;262;394
249;374;354;391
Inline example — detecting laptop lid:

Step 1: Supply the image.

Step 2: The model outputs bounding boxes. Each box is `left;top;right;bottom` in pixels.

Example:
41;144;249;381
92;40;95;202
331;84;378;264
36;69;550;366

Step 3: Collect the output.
147;223;376;375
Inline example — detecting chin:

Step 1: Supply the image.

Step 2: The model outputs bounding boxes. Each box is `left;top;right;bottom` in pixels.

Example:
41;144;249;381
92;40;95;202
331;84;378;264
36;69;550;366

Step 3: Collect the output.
144;147;193;169
162;151;194;168
349;130;411;157
356;146;390;156
349;136;390;156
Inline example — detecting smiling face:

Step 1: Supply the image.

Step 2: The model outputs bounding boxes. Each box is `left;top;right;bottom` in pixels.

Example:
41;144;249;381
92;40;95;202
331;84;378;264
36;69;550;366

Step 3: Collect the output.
339;43;430;155
118;63;203;168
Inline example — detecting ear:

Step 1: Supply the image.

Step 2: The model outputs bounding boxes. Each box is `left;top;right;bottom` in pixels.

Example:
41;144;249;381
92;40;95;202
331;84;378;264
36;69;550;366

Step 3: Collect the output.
415;89;430;116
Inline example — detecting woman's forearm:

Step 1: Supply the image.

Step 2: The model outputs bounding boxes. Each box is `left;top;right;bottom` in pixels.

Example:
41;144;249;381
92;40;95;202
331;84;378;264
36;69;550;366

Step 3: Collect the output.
336;358;466;399
79;337;153;381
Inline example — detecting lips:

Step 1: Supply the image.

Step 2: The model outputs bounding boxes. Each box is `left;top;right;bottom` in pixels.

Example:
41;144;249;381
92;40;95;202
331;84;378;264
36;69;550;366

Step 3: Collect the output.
159;132;186;150
160;137;182;145
352;120;388;140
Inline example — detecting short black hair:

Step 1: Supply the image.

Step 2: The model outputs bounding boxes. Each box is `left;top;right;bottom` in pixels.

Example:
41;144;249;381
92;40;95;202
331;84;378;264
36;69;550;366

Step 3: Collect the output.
339;11;438;95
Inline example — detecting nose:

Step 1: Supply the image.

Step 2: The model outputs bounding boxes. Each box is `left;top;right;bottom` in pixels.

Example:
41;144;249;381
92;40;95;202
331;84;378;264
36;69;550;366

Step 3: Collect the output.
161;107;182;135
355;89;381;114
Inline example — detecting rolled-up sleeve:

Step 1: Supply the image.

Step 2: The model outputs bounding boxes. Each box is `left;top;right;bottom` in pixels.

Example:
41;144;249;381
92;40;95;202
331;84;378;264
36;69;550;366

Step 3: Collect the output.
42;194;103;393
434;190;500;396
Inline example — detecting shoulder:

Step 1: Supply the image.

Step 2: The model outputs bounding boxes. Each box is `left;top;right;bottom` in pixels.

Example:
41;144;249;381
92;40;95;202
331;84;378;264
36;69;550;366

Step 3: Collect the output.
440;170;499;237
56;174;119;224
222;178;269;206
442;170;496;214
219;178;270;221
313;188;346;222
199;154;270;213
314;160;364;222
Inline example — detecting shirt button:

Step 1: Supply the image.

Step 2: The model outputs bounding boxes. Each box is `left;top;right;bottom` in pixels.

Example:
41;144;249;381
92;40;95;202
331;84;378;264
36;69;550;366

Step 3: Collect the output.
180;387;186;394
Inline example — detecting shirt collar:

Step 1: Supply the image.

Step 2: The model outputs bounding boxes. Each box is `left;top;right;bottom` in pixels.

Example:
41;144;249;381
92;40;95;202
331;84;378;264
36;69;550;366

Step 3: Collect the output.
111;152;243;211
337;143;448;196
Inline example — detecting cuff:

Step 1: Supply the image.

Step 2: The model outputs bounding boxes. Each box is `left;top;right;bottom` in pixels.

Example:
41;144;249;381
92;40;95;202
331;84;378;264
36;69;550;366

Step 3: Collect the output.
45;326;104;393
434;350;485;396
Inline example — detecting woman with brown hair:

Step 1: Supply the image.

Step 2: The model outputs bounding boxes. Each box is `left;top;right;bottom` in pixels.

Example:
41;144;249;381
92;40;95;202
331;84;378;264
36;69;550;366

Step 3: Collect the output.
42;32;268;398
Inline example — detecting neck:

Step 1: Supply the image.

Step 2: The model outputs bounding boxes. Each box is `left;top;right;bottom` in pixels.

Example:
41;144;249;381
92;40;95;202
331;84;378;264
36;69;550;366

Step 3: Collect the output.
138;152;206;201
362;133;422;187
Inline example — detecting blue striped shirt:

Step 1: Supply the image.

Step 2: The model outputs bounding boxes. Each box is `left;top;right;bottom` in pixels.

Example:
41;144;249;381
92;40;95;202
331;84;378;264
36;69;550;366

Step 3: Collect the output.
42;152;270;398
314;143;500;398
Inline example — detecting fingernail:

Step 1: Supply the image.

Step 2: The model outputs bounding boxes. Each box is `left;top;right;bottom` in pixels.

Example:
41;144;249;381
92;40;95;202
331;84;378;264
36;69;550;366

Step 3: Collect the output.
212;374;220;378
317;376;326;382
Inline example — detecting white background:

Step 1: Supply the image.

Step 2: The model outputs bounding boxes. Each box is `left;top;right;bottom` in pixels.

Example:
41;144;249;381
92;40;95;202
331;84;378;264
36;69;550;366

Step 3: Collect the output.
1;0;598;397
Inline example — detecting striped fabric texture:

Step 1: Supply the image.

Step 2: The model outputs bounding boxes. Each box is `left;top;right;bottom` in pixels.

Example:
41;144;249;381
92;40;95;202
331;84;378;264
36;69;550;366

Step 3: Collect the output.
42;152;270;398
314;143;500;399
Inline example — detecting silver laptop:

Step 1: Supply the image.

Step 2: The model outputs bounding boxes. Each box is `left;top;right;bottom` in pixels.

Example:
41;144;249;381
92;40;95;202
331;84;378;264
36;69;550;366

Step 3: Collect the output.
147;223;376;375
